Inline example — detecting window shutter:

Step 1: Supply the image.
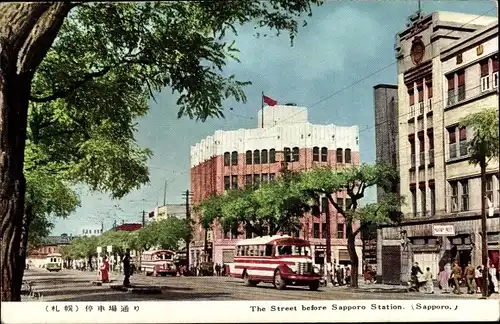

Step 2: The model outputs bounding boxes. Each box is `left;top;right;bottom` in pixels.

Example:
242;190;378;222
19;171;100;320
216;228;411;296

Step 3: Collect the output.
457;71;465;86
427;83;433;98
459;127;467;141
448;128;456;143
480;60;489;77
447;75;455;90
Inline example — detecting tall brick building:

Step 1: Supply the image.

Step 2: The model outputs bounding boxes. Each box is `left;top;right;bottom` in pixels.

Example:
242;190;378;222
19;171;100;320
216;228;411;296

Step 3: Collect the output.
190;104;362;271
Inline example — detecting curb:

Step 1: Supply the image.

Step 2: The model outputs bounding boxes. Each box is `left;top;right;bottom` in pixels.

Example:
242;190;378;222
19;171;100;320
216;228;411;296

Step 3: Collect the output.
109;284;162;294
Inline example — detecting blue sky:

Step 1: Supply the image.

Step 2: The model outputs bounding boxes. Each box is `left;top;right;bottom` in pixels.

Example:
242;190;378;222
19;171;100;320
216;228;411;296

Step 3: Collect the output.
51;0;497;235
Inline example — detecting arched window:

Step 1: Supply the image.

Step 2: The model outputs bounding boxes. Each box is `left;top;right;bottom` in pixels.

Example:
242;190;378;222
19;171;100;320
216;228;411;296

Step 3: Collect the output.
292;147;299;162
224;152;230;166
269;149;276;163
336;148;343;163
253;150;260;164
231;151;238;165
261;149;268;164
246;150;252;164
313;147;319;161
345;148;352;164
321;147;328;162
284;147;291;162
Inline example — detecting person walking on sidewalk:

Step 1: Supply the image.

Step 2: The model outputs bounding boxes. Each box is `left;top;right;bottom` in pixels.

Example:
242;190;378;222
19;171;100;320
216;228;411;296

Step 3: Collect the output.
424;267;434;294
488;261;498;294
465;261;475;294
475;265;483;294
438;265;450;294
452;261;463;295
122;249;131;288
411;262;423;292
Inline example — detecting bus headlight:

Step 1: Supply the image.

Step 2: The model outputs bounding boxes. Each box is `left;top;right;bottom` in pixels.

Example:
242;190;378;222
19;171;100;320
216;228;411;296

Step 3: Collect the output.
313;266;319;274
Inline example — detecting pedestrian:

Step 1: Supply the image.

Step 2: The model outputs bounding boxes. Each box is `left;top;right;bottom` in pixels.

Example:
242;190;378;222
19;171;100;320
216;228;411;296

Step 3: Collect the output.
336;265;343;286
364;265;372;284
465;261;475;294
475;265;482;294
451;261;462;295
488;261;498;294
424;267;434;294
411;262;423;292
215;263;221;276
122;249;131;288
438;264;450;293
100;256;110;283
345;266;351;286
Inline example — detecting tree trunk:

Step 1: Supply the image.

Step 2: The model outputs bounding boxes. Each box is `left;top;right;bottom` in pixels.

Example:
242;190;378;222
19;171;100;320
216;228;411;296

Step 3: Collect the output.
347;221;359;288
14;203;33;294
0;3;72;301
480;159;489;297
203;228;208;262
325;197;332;264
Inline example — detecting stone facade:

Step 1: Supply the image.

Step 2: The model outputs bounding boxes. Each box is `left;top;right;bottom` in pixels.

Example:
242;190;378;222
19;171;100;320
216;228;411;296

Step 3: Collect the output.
190;105;363;272
377;11;499;284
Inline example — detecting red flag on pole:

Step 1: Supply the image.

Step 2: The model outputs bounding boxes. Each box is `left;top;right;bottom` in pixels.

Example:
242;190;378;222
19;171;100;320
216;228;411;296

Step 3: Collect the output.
263;95;277;106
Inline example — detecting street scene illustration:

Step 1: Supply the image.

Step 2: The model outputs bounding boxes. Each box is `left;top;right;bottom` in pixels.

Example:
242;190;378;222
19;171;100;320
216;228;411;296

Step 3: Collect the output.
1;1;499;305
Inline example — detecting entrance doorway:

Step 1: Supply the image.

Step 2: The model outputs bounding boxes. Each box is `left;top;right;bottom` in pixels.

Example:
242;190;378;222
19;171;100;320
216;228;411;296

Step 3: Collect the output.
450;246;471;268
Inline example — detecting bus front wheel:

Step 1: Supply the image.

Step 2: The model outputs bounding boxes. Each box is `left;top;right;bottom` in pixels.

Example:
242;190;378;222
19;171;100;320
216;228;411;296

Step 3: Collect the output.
273;270;286;290
309;281;320;291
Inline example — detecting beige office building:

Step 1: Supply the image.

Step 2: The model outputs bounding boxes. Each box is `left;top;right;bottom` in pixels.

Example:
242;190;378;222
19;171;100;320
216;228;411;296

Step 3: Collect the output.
377;11;499;284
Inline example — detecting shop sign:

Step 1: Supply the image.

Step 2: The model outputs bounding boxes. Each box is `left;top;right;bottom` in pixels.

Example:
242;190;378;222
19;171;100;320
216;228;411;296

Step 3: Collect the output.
432;225;455;236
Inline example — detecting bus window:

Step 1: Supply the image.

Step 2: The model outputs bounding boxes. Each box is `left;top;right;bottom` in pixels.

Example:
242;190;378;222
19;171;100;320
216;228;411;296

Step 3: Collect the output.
277;246;292;255
265;245;273;256
259;246;265;256
249;246;254;256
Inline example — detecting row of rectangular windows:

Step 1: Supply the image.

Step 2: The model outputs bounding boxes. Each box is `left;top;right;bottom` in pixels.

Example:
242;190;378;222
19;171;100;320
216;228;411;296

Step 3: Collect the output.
445;55;498;106
410;175;498;217
223;147;352;166
223;173;277;190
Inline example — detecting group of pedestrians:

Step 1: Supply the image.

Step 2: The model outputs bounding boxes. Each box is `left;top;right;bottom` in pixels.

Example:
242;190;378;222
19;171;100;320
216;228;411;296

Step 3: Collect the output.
411;260;499;296
322;262;352;286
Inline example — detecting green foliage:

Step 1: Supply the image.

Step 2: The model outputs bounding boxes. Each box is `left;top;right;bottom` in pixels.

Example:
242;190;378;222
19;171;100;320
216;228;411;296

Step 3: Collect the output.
459;108;499;166
148;217;193;251
61;236;99;260
296;163;401;229
197;176;313;236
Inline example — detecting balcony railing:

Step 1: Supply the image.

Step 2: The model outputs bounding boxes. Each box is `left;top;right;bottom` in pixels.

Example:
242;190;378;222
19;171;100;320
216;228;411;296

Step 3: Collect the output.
419;152;425;166
428;149;434;164
409;171;416;183
409;105;415;118
419;101;424;115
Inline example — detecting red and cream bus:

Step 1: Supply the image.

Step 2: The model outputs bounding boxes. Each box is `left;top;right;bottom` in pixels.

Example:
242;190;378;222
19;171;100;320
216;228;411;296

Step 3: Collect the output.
229;235;322;291
140;250;177;276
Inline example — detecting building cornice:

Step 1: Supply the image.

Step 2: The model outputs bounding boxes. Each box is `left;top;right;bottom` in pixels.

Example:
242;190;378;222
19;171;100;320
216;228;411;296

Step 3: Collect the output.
440;22;498;60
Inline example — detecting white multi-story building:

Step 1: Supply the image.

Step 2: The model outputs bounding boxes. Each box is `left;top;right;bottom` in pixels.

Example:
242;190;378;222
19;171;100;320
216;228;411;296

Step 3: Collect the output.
377;11;498;284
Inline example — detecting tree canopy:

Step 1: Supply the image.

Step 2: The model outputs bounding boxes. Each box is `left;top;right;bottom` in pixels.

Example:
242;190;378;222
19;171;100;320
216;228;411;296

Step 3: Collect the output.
459;107;499;166
61;215;192;259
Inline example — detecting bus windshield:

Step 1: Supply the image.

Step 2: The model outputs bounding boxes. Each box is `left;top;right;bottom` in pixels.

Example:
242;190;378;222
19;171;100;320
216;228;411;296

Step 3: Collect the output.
276;245;311;256
155;253;172;260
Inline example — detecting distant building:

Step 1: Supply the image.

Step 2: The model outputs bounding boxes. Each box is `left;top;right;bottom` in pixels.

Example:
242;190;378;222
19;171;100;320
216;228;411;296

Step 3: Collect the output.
113;223;142;232
80;227;102;237
148;204;187;222
27;235;74;268
190;104;362;271
377;10;498;285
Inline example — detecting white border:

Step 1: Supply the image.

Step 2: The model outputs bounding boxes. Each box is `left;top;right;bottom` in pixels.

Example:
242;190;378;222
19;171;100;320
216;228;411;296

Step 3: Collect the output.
2;300;499;323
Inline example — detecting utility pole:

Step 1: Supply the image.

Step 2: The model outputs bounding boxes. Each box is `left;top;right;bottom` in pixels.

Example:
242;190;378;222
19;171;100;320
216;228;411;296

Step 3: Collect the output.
163;180;167;206
142;210;145;227
182;190;192;269
101;220;104;234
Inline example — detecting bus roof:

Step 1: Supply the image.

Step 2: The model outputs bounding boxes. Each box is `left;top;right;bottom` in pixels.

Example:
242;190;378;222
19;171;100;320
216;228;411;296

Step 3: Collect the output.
235;235;310;246
46;253;62;257
141;249;175;255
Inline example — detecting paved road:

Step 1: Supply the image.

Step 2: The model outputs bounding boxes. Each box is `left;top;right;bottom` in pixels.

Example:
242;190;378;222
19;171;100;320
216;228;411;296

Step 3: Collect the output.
22;268;498;302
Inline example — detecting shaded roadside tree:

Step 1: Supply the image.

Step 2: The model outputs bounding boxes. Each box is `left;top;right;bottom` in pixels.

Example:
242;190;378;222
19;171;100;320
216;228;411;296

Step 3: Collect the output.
459;108;499;297
194;194;225;259
296;164;402;287
0;1;322;300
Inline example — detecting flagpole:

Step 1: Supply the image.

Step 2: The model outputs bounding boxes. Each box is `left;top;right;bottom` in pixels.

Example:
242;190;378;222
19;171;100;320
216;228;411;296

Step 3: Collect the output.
261;91;264;128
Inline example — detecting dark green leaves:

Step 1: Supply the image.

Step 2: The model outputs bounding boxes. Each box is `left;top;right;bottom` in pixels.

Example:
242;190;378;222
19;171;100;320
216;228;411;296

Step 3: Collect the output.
459;108;499;166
